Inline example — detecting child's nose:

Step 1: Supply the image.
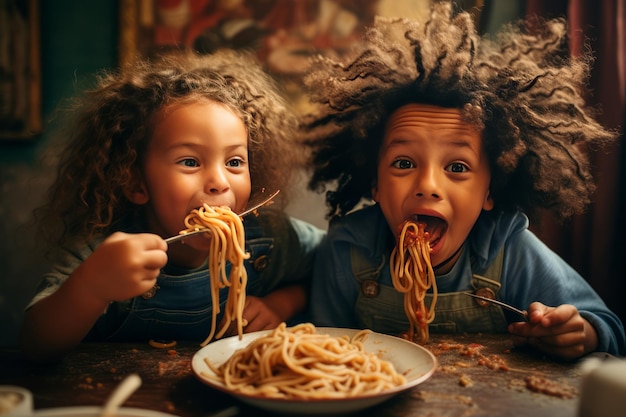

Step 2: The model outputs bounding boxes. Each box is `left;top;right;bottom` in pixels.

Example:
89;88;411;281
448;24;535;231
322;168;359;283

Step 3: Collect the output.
204;167;230;194
415;168;441;199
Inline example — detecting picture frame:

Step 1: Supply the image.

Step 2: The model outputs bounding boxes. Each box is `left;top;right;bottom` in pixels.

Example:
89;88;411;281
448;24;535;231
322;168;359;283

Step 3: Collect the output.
0;0;41;140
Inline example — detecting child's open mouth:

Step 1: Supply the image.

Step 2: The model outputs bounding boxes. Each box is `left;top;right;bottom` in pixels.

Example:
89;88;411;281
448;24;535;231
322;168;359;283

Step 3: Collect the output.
413;215;447;248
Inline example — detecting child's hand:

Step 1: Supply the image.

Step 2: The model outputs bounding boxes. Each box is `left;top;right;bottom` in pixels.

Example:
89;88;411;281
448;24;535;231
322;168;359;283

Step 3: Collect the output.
508;302;598;360
76;232;168;304
220;296;283;337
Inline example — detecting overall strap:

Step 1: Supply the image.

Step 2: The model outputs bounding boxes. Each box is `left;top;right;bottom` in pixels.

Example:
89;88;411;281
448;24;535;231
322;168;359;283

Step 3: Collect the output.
352;244;508;335
471;247;505;294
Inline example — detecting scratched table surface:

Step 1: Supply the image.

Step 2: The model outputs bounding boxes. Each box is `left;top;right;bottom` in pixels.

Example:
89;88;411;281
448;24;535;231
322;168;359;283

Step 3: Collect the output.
1;333;595;417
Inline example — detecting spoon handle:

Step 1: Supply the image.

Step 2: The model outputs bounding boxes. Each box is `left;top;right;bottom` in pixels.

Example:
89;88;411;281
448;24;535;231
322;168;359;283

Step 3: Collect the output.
101;373;142;417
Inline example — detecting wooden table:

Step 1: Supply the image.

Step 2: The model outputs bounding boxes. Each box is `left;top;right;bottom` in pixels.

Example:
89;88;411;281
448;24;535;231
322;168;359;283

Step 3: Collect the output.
1;334;600;417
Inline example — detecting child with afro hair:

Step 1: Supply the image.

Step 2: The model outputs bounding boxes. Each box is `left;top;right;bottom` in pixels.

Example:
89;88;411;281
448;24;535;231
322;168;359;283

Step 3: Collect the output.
302;1;624;360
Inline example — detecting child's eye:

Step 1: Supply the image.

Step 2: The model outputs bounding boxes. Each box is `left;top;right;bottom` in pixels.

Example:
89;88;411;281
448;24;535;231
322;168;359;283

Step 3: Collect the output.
446;162;469;173
226;157;245;168
391;159;414;169
178;158;199;167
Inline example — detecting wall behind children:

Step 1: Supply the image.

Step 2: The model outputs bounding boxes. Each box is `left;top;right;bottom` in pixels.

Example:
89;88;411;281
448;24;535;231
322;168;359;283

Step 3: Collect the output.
0;1;120;347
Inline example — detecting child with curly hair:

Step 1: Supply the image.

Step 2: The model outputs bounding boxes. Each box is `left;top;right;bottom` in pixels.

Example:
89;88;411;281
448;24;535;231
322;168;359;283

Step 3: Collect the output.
20;49;324;362
302;1;624;360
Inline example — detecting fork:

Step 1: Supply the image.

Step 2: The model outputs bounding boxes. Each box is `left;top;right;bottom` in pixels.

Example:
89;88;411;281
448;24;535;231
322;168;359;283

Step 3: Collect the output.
165;190;280;244
463;292;529;321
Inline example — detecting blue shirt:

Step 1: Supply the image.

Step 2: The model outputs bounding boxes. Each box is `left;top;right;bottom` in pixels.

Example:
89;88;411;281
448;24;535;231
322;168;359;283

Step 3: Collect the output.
309;204;625;355
28;209;325;342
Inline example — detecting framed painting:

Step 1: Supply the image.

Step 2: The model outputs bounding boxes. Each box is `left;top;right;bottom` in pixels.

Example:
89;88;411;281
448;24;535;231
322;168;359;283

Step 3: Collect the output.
0;0;41;140
118;0;436;111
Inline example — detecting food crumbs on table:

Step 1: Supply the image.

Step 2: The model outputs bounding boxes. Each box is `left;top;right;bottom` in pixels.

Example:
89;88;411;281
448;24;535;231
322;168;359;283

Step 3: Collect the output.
524;375;578;398
77;377;99;390
157;359;192;377
476;353;509;371
509;378;529;392
459;343;485;357
427;339;578;400
414;390;475;407
458;374;473;387
431;340;510;371
164;401;176;412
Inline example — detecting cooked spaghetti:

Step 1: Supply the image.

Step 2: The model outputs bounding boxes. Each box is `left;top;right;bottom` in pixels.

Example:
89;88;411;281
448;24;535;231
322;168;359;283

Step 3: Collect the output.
390;221;437;344
203;322;406;399
177;204;250;346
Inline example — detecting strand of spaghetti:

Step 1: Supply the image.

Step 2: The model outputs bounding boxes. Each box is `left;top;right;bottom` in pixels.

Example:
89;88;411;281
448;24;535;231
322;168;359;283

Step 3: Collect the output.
390;221;437;344
415;223;436;337
202;323;406;399
420;235;436;324
214;207;248;343
228;211;248;338
176;205;250;346
391;223;416;340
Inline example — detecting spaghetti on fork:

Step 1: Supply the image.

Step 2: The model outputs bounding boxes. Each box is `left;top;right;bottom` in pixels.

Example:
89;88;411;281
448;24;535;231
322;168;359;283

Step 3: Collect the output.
390;221;437;344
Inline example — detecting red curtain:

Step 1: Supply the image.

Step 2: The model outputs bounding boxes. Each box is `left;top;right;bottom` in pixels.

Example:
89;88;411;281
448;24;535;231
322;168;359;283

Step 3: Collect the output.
526;0;626;325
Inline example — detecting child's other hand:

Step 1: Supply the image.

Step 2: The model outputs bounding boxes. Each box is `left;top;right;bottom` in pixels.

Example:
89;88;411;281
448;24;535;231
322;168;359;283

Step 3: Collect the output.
508;302;598;360
76;232;168;304
220;296;283;337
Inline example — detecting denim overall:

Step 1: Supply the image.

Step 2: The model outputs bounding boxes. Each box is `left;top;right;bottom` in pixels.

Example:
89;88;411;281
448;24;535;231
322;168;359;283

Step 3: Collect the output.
353;246;508;335
93;214;283;342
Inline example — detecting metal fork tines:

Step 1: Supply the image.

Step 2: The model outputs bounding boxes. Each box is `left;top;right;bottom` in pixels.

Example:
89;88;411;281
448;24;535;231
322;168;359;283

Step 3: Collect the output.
464;292;529;321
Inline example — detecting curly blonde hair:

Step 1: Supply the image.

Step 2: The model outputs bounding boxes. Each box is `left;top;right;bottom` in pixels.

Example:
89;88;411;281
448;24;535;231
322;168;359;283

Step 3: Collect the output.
301;1;616;221
37;49;300;247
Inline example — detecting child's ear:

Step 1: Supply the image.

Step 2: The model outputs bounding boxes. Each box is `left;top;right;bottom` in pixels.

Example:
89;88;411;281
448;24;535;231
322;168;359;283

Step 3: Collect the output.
123;181;149;205
483;190;494;211
371;182;379;202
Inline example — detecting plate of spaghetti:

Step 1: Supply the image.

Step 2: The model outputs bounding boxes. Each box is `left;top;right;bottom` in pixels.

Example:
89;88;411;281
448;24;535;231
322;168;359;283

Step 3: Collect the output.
191;323;437;414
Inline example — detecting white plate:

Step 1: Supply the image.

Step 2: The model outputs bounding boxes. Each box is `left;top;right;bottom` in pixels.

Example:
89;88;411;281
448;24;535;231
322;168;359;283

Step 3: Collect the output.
192;327;437;415
31;406;179;417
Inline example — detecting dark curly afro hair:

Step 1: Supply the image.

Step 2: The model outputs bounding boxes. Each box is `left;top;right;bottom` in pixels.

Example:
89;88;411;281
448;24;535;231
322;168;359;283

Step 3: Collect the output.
300;1;616;221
